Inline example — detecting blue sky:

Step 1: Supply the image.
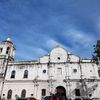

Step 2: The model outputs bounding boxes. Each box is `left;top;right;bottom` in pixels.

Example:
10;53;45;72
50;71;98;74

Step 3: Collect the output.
0;0;100;60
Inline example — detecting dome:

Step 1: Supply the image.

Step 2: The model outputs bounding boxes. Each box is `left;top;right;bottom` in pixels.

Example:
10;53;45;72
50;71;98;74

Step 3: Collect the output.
6;38;12;42
2;37;13;45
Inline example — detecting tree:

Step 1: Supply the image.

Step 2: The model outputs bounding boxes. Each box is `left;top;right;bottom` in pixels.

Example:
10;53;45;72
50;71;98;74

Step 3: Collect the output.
92;40;100;65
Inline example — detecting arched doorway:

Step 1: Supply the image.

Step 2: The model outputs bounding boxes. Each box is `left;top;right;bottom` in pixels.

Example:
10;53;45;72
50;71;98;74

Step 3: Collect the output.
56;86;66;94
55;86;67;97
21;89;26;98
44;86;67;100
7;89;12;99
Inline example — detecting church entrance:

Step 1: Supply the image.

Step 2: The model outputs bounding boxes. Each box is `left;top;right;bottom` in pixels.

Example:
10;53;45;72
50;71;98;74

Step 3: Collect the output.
44;86;68;100
56;86;66;95
55;86;68;99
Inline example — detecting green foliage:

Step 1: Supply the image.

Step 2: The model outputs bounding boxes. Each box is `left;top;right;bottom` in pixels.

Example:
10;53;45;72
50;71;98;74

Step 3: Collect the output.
92;40;100;65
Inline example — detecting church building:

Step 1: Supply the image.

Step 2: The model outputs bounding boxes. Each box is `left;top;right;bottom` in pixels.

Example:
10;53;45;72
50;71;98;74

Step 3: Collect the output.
0;38;100;100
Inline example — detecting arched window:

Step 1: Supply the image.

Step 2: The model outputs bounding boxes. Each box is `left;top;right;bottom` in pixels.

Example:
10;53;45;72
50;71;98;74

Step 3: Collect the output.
98;70;100;77
23;70;28;78
21;89;26;98
7;89;12;99
11;70;16;78
0;48;3;54
75;89;80;96
6;47;10;54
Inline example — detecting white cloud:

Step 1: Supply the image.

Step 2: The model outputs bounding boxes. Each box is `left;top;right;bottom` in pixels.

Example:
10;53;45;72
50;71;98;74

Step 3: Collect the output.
63;29;94;47
46;39;72;51
35;47;47;55
46;39;59;47
16;43;47;60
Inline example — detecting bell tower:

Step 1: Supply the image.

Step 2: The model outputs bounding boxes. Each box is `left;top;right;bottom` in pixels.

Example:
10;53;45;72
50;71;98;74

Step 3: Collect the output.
0;38;16;78
0;38;16;97
0;38;16;60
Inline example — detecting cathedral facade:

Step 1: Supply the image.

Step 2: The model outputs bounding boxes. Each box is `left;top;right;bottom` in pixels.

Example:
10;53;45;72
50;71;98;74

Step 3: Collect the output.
0;38;100;100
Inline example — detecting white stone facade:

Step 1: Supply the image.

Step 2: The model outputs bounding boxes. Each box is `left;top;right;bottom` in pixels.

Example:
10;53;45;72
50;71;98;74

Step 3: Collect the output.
0;38;100;100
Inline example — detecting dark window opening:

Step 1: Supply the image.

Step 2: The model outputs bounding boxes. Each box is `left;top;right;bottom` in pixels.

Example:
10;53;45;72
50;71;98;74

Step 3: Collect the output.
98;70;100;77
89;94;92;97
0;48;3;53
11;70;16;78
7;89;12;99
23;70;28;78
73;69;77;73
21;89;26;98
90;70;92;72
31;94;33;96
75;89;80;96
6;47;10;54
42;89;46;96
58;57;60;60
93;88;95;90
43;69;46;74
